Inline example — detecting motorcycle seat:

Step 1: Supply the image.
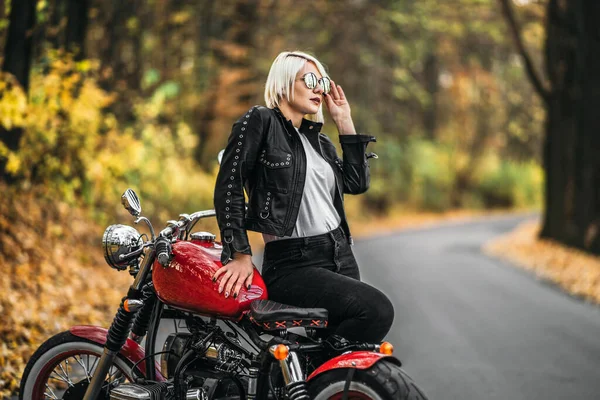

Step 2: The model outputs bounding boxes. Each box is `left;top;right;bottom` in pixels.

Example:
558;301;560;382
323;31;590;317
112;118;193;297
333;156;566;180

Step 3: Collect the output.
249;299;329;331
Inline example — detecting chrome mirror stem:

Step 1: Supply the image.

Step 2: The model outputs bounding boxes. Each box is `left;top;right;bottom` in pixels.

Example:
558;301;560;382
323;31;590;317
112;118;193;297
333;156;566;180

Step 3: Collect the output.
135;216;155;240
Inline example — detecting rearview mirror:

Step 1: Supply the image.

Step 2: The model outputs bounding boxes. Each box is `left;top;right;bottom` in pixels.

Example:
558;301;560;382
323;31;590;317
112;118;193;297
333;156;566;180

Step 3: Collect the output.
121;189;142;216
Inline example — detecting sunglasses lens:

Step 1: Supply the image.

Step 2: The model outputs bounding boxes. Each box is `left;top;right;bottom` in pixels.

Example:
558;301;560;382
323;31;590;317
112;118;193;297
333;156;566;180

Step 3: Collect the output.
304;73;317;89
321;77;331;94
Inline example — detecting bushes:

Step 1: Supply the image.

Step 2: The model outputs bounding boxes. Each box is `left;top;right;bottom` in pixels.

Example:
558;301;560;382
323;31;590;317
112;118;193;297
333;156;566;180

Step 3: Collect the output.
0;53;216;221
477;159;543;208
365;136;543;214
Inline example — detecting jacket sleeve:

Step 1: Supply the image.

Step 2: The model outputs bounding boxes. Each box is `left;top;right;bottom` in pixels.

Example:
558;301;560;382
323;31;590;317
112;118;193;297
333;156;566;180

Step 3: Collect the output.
214;106;265;264
338;134;377;195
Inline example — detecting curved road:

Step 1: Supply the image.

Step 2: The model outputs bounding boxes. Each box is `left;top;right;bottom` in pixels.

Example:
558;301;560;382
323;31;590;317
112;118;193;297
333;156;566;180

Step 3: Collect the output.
354;215;600;399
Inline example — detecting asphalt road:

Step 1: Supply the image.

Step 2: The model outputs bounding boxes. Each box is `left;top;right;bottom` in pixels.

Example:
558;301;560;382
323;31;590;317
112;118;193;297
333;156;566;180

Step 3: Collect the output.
354;215;600;400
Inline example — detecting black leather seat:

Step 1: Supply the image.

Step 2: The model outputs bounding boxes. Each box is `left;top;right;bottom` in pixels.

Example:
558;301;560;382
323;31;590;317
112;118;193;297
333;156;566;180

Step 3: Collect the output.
249;299;328;331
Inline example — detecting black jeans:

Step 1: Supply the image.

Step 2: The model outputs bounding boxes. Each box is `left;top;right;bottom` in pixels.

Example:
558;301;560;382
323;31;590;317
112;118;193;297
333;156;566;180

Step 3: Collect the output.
261;227;394;343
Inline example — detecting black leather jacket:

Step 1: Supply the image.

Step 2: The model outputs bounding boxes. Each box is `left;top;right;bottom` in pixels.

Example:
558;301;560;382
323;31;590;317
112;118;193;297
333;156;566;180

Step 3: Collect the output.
214;105;376;264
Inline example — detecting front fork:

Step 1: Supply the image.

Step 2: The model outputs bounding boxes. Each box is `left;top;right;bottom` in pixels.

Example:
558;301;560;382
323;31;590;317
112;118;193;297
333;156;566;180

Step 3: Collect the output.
83;304;138;399
83;250;155;400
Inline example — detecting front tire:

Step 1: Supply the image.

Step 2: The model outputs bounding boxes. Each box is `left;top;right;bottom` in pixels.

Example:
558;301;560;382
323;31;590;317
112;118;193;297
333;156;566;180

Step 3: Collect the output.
19;331;137;400
308;360;428;400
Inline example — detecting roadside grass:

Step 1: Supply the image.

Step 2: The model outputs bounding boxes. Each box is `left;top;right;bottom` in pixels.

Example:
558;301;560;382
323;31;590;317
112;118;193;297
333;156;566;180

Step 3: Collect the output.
484;221;600;305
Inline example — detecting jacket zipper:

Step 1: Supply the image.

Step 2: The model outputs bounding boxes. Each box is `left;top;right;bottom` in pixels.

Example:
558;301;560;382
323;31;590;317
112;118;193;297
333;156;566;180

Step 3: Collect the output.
283;124;306;235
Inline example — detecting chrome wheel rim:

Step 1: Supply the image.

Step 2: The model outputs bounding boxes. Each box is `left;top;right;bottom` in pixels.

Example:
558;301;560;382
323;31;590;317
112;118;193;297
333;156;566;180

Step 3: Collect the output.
313;381;383;400
24;342;134;400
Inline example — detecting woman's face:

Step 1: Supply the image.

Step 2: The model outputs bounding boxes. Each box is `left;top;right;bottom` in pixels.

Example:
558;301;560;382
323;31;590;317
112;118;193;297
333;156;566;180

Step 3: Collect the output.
287;61;324;116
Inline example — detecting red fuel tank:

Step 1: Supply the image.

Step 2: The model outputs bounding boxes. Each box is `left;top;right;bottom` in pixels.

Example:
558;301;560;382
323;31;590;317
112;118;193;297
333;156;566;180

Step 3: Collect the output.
152;240;267;319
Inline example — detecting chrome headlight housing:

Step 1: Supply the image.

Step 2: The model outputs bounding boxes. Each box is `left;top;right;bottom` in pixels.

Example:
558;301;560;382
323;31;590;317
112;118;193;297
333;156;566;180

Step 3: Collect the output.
102;224;143;270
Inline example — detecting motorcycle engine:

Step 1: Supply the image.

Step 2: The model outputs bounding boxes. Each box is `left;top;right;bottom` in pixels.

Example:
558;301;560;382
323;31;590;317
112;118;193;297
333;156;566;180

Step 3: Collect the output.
110;332;245;400
161;333;244;378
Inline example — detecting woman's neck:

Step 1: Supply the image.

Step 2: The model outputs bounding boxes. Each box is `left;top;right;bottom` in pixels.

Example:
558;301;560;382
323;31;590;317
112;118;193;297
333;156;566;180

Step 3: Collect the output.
277;103;303;128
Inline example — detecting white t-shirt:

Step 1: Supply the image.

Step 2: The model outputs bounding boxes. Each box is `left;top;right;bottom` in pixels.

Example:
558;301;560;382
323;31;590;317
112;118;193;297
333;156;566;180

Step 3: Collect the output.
263;128;341;242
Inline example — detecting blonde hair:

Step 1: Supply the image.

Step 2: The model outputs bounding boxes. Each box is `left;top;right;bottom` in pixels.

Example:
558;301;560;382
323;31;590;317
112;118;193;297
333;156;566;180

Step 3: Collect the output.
264;51;329;123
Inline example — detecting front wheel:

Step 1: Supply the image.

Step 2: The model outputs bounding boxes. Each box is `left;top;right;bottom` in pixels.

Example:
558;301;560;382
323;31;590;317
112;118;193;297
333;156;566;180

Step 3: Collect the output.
308;360;429;400
19;331;137;400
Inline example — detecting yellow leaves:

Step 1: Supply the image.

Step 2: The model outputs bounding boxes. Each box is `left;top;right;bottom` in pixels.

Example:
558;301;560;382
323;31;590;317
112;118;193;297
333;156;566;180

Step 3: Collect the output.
170;11;191;25
75;58;100;73
0;50;217;217
0;185;132;397
0;52;120;191
5;153;20;175
485;221;600;305
0;73;27;130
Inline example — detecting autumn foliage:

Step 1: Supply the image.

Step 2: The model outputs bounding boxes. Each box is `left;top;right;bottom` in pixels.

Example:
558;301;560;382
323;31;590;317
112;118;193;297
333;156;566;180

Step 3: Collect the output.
0;185;131;397
0;53;218;398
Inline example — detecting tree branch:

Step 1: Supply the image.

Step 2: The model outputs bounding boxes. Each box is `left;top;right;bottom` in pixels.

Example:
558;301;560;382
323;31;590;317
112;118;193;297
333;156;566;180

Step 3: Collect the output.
499;0;550;103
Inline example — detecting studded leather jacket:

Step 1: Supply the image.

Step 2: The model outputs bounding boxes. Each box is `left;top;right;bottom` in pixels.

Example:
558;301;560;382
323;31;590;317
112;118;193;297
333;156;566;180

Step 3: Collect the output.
214;105;376;264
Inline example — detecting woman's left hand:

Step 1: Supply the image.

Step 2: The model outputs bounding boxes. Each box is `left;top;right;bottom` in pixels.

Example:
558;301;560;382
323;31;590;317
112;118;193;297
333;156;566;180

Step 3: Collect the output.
323;80;356;135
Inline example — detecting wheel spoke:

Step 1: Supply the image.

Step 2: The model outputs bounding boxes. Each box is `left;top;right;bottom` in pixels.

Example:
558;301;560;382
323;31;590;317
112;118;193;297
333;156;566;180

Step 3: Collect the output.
64;359;72;383
48;371;69;385
89;355;99;374
58;362;75;386
34;346;132;399
44;383;59;399
74;355;92;382
108;366;125;384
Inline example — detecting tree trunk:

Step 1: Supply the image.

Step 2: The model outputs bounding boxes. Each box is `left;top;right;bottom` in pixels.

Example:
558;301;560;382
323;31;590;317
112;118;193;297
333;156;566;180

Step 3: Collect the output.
3;0;37;91
423;53;439;140
66;0;89;59
540;0;600;254
47;0;65;50
1;0;37;183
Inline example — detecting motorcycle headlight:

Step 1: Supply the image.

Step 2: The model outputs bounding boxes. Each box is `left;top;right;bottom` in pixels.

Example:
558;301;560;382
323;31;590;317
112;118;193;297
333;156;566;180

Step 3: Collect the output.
102;224;143;270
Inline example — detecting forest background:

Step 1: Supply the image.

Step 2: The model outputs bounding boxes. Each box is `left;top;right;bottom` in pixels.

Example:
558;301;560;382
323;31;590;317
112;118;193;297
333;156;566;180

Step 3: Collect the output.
0;0;548;397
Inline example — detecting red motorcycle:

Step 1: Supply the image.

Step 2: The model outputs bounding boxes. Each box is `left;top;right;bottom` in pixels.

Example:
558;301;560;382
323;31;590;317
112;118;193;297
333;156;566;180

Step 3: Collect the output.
19;189;428;400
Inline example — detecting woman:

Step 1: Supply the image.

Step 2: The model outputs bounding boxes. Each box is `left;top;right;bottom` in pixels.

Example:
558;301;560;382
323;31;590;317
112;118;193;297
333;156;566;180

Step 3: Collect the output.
212;51;394;343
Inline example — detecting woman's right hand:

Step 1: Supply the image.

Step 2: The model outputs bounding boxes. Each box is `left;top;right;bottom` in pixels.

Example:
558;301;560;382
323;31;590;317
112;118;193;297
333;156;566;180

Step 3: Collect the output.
212;253;254;298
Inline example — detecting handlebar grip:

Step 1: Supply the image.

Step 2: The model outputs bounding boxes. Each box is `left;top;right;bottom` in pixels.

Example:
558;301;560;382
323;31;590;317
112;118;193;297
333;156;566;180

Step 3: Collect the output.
155;237;172;267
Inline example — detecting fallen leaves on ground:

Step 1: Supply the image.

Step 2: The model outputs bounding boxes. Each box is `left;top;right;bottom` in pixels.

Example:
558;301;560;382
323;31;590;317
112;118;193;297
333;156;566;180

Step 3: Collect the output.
484;220;600;304
0;185;130;398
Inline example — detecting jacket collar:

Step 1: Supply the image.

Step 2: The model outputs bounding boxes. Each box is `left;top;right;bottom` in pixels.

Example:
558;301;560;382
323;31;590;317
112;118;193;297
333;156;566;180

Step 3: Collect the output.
273;107;323;135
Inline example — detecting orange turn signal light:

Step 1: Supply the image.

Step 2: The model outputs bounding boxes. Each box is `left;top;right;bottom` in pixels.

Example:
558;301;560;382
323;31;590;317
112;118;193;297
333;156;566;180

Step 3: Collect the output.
123;299;143;313
270;344;289;360
380;341;394;355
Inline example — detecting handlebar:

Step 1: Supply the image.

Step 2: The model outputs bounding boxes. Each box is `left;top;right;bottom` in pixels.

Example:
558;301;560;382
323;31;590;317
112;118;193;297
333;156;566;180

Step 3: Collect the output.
155;236;172;267
154;209;217;267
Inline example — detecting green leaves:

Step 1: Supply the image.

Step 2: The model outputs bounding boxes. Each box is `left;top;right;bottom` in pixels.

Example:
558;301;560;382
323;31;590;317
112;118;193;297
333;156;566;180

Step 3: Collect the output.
153;81;180;101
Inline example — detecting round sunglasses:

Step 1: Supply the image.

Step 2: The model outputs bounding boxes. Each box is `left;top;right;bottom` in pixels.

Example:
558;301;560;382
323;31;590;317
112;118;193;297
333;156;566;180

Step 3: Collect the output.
300;72;331;94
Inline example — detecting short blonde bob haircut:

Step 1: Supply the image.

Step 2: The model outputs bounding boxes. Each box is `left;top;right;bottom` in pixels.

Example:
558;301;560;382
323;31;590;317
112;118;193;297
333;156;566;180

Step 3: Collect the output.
264;51;329;123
